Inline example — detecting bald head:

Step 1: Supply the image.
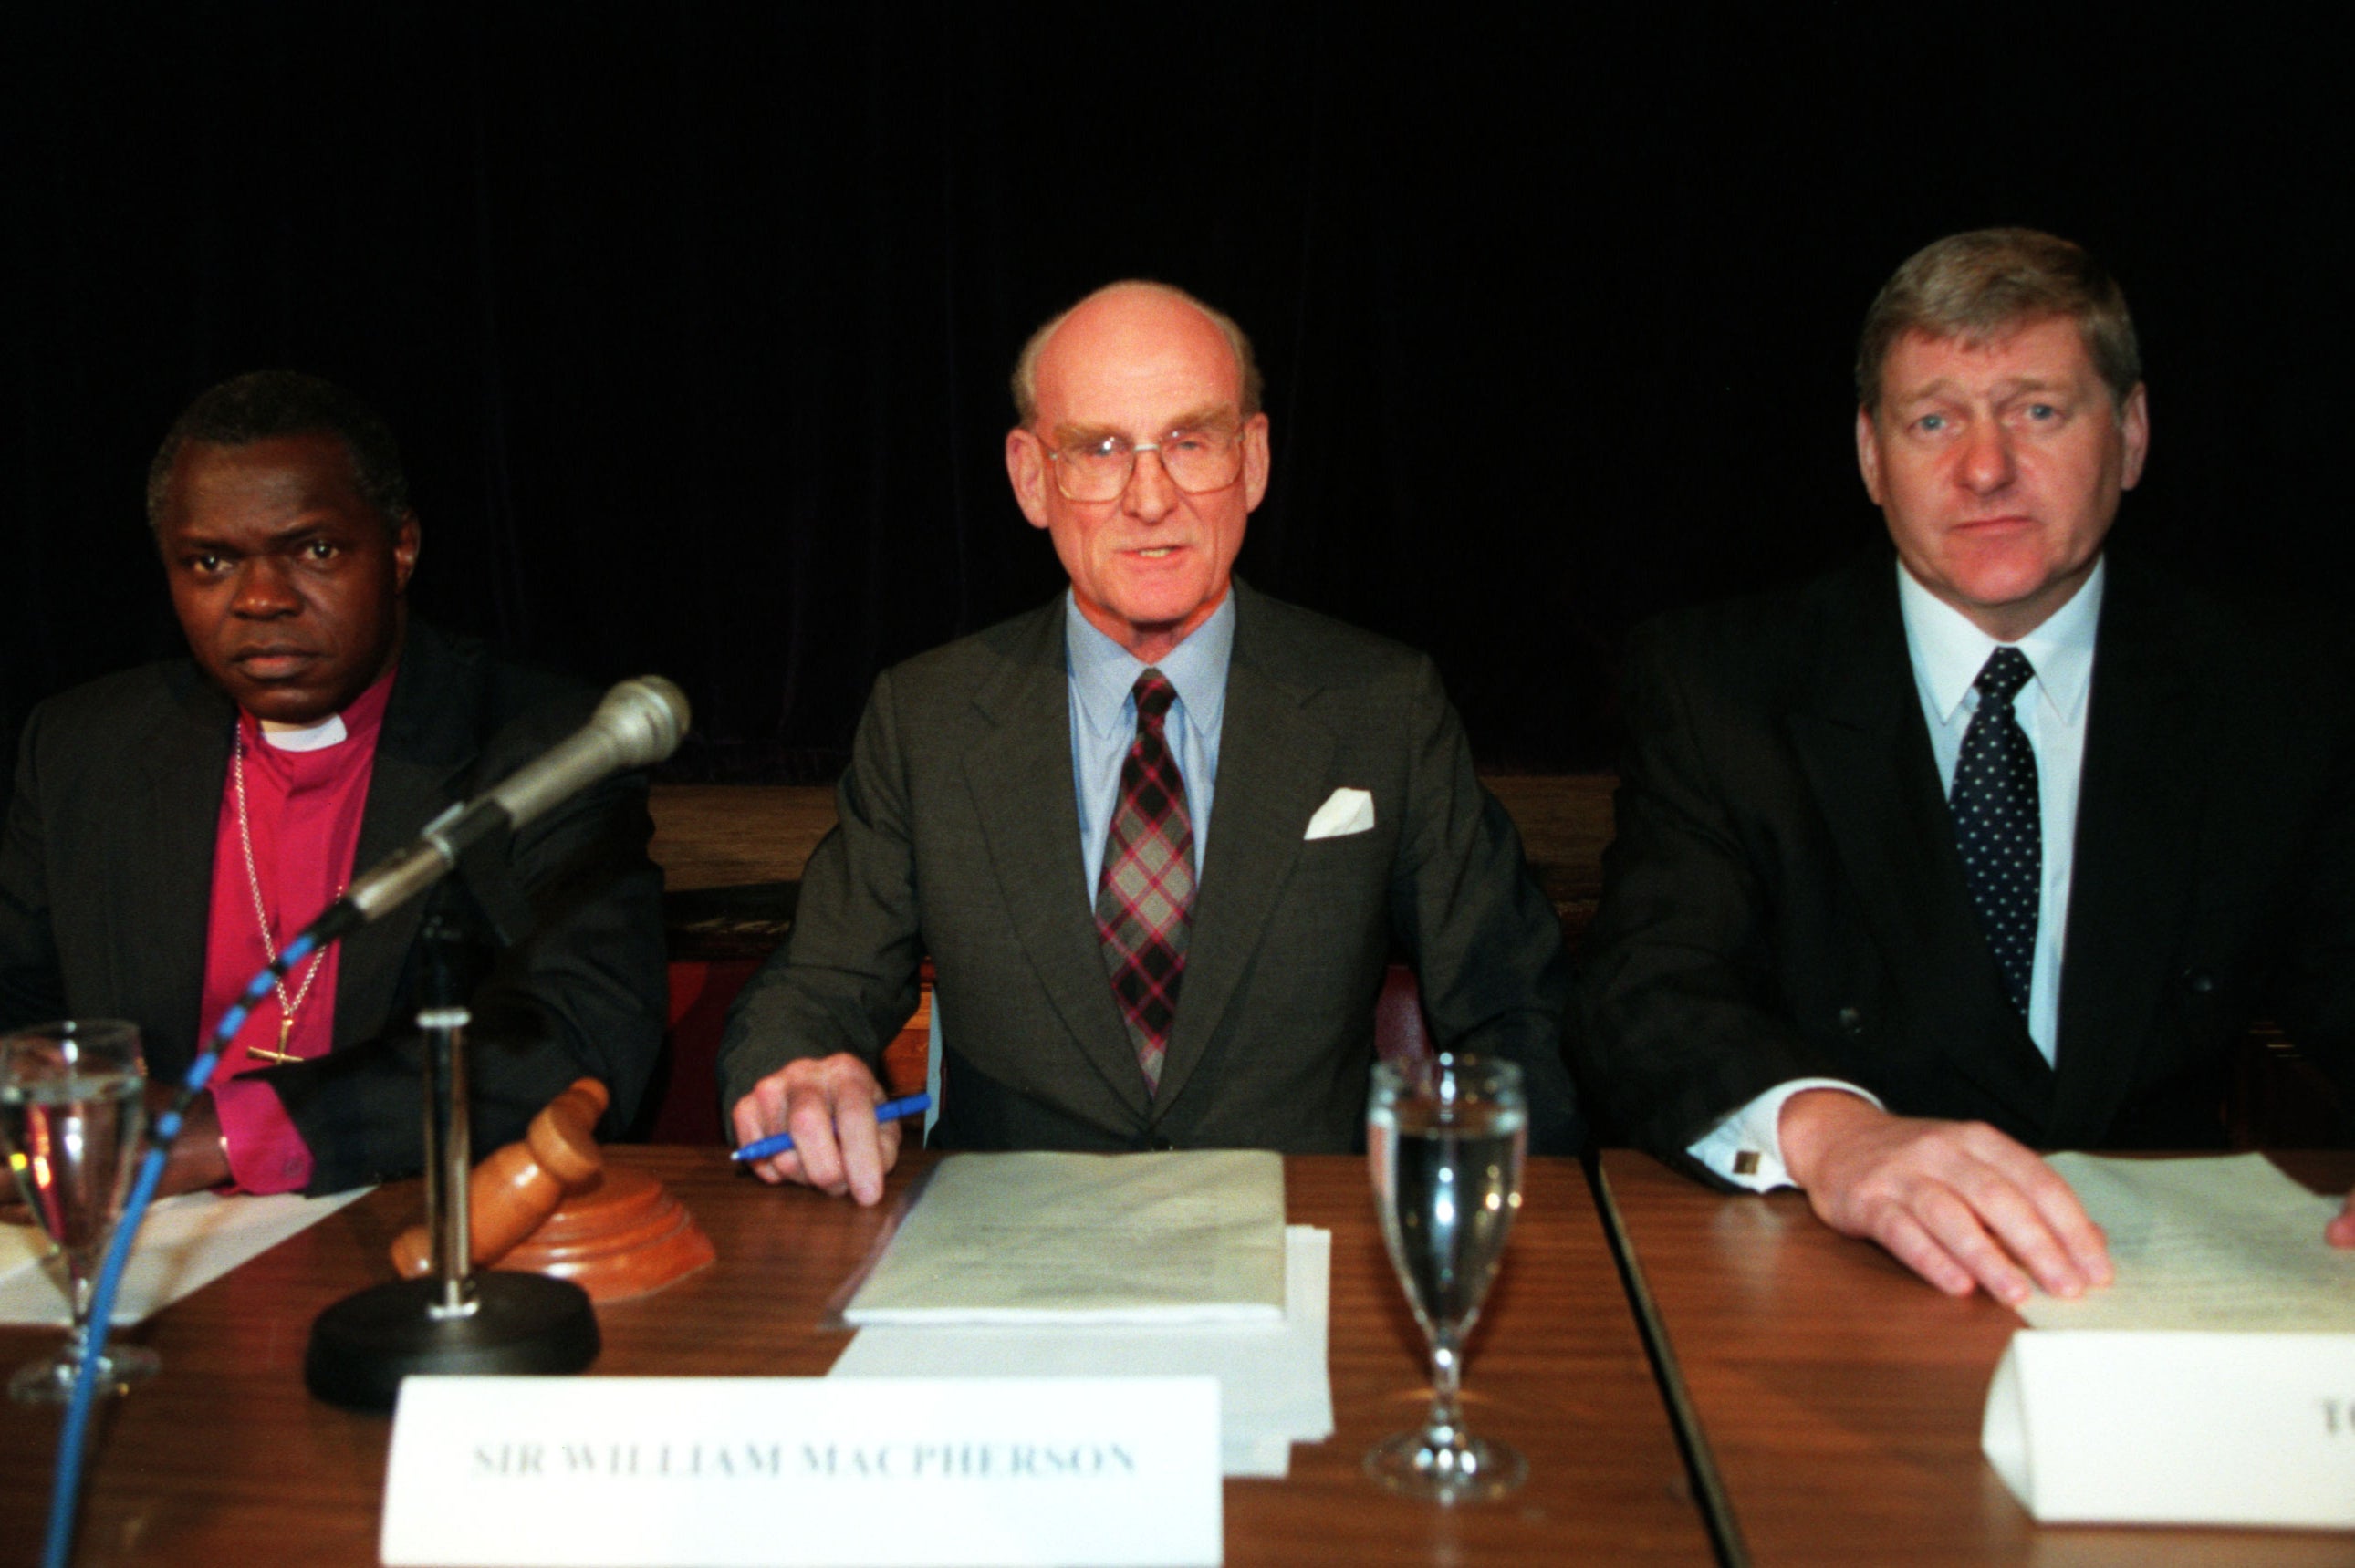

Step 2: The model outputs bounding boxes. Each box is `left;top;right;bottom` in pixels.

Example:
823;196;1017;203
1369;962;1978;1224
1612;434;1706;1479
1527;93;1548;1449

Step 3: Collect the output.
1011;281;1263;428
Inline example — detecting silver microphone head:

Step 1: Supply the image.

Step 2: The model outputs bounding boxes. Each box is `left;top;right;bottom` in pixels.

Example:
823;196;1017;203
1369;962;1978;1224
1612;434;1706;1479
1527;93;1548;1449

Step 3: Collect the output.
594;676;692;769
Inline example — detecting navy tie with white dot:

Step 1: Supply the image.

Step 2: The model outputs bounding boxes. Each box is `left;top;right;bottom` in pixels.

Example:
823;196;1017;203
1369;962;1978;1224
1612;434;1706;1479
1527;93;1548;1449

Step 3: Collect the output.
1950;647;2039;1016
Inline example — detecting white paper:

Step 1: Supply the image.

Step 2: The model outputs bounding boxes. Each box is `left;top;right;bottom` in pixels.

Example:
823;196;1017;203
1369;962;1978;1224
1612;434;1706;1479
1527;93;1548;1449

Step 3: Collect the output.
0;1187;370;1326
1983;1329;2355;1526
844;1150;1285;1324
2020;1152;2355;1332
833;1225;1332;1477
382;1376;1224;1568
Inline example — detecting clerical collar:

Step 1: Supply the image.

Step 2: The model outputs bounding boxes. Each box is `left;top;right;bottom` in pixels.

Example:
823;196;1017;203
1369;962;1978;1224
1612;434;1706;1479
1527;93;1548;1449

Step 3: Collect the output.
257;713;347;751
245;666;400;753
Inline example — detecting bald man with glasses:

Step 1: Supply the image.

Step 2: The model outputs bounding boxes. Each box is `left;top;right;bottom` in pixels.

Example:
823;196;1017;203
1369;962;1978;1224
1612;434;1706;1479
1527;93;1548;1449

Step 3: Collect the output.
721;280;1581;1201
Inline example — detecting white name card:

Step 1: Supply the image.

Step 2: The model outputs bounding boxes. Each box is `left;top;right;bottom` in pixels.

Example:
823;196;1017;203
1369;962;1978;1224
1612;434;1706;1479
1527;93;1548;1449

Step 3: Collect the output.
1982;1330;2355;1527
381;1376;1222;1567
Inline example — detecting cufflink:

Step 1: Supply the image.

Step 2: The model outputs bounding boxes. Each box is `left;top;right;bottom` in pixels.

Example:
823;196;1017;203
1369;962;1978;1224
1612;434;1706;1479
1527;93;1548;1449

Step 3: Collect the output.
1733;1150;1761;1177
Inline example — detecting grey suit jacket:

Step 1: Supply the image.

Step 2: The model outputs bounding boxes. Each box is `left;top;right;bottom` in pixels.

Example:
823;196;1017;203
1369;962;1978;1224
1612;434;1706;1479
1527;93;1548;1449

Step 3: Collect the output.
1576;550;2355;1158
720;582;1580;1153
0;622;670;1192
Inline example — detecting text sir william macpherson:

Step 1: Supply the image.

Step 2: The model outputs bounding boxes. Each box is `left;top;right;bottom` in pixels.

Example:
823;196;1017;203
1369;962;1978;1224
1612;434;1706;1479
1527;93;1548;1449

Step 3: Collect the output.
471;1440;1141;1480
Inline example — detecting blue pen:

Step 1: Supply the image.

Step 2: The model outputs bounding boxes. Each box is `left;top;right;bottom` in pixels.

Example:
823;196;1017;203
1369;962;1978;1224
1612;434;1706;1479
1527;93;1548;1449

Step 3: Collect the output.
731;1093;932;1162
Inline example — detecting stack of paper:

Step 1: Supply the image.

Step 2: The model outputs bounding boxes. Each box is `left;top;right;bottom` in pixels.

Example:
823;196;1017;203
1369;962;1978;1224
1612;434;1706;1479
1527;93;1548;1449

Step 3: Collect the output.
841;1149;1287;1324
828;1150;1333;1477
1984;1153;2355;1526
2017;1151;2355;1332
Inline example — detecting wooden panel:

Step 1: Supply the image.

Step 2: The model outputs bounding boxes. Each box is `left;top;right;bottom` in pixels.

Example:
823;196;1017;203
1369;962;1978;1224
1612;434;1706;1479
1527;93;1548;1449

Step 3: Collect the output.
0;1152;1709;1566
650;774;1619;909
650;784;840;891
1598;1148;2355;1567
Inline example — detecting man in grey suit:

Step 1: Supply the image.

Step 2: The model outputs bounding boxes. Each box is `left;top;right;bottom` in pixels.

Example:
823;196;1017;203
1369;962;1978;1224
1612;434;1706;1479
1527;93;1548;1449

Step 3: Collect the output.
723;281;1579;1202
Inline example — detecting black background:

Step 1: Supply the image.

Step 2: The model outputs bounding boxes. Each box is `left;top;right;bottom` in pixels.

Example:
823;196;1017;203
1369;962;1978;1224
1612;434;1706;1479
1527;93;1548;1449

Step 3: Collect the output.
6;6;2348;776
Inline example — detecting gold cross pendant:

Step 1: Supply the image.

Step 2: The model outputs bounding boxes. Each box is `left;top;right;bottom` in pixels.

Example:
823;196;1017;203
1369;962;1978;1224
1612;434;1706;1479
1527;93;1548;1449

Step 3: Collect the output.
245;1018;302;1066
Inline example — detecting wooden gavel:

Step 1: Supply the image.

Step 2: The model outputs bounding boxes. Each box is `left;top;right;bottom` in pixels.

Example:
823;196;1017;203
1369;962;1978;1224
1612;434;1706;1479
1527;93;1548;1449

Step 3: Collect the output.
391;1078;610;1277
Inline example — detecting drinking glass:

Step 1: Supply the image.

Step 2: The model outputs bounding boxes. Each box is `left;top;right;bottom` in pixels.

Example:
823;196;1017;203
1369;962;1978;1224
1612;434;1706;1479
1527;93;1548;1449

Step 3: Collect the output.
0;1019;160;1403
1365;1053;1527;1501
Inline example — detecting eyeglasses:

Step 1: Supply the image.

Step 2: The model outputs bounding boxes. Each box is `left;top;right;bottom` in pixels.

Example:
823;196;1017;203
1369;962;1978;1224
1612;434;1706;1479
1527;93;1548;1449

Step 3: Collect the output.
1044;426;1246;503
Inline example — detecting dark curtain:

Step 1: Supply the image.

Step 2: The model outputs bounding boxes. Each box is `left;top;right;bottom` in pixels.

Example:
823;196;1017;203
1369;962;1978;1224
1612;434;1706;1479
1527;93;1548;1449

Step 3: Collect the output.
6;6;2350;778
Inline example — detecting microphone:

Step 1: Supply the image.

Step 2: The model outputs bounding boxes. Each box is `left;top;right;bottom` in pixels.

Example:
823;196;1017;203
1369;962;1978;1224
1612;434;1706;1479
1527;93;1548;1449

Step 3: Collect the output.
310;676;690;940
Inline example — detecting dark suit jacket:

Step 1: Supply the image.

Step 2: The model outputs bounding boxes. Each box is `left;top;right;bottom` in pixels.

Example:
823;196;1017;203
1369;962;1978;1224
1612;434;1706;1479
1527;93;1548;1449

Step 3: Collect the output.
0;622;670;1193
719;582;1580;1153
1576;551;2355;1158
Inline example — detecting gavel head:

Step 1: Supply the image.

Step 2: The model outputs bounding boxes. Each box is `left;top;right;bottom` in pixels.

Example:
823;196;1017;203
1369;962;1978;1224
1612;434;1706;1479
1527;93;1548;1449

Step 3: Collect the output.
526;1078;610;1189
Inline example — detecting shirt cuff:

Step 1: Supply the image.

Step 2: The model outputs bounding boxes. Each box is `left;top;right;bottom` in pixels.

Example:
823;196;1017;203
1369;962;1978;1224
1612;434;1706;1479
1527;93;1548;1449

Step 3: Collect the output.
211;1075;317;1195
1688;1078;1884;1192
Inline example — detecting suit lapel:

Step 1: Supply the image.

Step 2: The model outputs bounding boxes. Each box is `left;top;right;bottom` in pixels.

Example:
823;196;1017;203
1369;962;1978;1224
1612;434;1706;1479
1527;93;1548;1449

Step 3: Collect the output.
1786;565;2056;1129
2050;560;2201;1146
961;605;1152;1120
335;628;481;1047
124;671;234;1062
1151;609;1335;1113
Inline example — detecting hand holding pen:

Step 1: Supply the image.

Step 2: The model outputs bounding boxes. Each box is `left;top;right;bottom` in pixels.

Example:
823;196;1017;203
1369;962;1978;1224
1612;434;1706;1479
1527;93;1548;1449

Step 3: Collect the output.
727;1053;921;1206
732;1093;930;1163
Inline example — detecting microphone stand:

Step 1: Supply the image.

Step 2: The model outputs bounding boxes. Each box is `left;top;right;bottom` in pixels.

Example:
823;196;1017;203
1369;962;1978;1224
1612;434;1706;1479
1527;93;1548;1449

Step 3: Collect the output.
302;871;599;1411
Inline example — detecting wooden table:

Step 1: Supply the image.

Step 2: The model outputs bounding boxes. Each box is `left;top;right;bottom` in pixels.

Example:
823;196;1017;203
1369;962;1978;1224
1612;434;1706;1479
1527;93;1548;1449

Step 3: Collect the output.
2;1151;1710;1566
1595;1149;2355;1567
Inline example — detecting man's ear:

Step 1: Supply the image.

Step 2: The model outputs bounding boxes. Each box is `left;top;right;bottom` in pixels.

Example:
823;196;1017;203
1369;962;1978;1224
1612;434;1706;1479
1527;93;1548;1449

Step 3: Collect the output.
392;513;422;592
1006;429;1052;530
1241;412;1272;513
2117;383;2151;492
1855;406;1886;506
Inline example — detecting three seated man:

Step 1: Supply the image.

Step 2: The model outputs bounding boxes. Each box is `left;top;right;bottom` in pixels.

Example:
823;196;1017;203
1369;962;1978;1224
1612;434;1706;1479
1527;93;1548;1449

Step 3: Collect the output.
8;243;2350;1292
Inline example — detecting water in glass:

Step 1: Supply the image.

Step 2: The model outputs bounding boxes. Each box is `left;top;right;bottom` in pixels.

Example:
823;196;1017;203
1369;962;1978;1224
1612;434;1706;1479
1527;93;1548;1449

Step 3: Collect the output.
1366;1053;1527;1501
0;1019;160;1403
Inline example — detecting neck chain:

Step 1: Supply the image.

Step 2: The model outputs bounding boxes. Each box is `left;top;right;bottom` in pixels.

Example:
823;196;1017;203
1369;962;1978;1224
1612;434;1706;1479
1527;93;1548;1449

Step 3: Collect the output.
233;732;336;1066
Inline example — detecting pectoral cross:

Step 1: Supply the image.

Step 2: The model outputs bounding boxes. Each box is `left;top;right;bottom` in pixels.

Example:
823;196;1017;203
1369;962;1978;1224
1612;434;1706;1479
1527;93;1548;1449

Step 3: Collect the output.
246;1017;302;1066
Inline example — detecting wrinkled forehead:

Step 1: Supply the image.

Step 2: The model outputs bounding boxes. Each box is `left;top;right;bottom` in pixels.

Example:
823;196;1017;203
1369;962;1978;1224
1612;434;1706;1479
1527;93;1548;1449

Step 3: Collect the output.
1873;316;2115;408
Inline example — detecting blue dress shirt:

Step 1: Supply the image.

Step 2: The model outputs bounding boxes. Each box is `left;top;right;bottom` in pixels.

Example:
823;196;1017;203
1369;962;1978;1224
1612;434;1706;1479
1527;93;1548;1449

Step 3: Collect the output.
1065;589;1236;898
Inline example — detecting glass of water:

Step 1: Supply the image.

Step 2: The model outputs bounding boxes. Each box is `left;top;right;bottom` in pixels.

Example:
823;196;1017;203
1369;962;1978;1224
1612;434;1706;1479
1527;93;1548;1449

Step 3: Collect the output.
0;1019;160;1403
1365;1052;1527;1501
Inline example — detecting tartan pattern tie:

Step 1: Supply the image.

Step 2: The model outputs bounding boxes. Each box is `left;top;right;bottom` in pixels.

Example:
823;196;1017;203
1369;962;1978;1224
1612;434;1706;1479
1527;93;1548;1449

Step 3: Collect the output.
1094;670;1195;1092
1950;647;2040;1015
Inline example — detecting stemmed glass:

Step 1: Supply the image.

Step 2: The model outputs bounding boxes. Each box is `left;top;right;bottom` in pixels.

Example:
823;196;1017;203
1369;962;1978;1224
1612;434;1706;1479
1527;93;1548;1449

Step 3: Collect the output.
1365;1053;1527;1501
0;1019;161;1403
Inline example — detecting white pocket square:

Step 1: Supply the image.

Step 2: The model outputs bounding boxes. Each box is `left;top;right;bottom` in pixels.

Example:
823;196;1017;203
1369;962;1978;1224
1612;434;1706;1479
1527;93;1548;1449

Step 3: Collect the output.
1304;787;1376;840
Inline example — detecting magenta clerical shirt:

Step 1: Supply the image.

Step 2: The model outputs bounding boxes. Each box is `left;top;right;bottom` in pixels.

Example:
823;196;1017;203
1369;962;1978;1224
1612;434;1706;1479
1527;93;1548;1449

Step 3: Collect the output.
200;670;395;1194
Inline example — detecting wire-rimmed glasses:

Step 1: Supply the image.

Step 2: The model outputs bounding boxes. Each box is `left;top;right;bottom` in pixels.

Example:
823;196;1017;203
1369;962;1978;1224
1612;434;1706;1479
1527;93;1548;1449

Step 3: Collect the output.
1044;424;1247;502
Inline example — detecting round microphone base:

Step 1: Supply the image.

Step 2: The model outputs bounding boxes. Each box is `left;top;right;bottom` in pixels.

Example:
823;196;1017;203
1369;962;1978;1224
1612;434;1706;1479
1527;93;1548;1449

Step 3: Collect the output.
304;1272;599;1412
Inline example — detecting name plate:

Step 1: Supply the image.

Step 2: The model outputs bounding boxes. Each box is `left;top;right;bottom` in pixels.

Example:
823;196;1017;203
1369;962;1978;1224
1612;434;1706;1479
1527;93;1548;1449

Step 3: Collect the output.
1982;1330;2355;1527
381;1376;1222;1567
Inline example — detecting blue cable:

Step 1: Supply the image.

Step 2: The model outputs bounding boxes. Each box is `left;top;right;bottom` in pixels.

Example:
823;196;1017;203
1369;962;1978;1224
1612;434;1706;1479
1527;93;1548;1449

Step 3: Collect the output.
41;932;315;1568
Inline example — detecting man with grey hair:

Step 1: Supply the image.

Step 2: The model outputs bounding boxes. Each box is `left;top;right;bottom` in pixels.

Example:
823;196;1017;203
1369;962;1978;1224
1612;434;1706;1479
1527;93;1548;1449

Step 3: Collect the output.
722;279;1580;1201
1576;228;2355;1299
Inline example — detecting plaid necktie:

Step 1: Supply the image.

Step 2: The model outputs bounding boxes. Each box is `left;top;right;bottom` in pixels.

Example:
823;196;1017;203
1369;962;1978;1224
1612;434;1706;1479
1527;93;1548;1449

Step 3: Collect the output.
1950;646;2040;1015
1095;670;1195;1092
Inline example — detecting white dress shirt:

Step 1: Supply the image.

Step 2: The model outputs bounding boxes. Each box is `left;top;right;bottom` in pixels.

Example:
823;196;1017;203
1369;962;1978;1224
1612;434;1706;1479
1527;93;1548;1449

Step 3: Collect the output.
1689;556;2105;1190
